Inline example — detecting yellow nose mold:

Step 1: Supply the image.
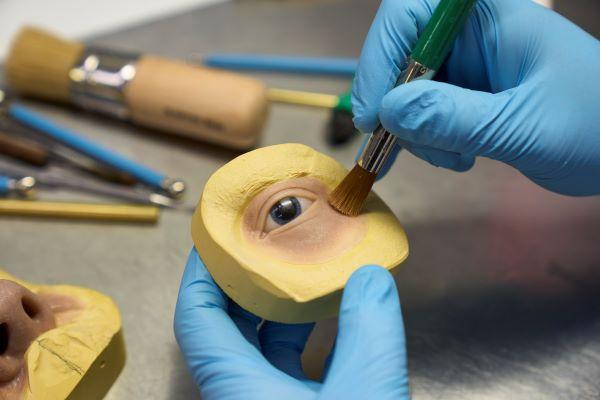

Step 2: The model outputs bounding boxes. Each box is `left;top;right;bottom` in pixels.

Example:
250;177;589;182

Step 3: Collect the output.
191;143;409;323
0;269;125;400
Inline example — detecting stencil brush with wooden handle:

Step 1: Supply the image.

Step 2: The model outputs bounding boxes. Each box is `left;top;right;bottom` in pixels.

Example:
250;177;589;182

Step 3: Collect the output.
5;27;269;150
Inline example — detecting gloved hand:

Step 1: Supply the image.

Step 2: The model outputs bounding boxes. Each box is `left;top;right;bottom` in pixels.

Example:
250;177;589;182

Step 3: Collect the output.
353;0;600;196
174;248;410;400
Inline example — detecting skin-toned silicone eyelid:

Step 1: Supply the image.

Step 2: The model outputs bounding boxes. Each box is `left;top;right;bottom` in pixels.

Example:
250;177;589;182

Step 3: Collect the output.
263;196;312;235
255;188;317;228
241;177;333;242
254;188;318;233
263;198;322;237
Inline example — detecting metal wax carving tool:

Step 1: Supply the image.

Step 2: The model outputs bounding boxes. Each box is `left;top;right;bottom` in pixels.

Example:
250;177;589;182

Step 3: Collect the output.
0;160;178;208
0;174;36;197
0;91;186;198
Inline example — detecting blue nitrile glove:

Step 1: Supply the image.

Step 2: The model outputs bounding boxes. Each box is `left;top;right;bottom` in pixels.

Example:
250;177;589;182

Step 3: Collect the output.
353;0;600;195
174;248;410;400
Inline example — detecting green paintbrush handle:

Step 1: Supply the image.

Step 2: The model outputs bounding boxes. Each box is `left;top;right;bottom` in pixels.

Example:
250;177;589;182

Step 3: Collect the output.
412;0;477;71
335;91;352;113
359;0;477;175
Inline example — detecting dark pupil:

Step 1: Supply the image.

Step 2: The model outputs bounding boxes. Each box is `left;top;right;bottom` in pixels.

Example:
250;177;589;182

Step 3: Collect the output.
269;197;301;226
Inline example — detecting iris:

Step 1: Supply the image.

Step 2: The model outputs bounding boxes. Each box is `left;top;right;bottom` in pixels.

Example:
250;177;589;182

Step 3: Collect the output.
269;197;302;226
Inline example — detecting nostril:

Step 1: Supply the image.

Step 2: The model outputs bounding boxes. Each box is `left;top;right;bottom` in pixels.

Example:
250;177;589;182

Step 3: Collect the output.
0;323;8;355
21;296;39;320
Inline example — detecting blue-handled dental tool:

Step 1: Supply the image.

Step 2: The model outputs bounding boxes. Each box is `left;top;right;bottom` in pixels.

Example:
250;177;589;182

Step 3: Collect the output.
0;174;36;197
202;53;357;76
4;102;185;198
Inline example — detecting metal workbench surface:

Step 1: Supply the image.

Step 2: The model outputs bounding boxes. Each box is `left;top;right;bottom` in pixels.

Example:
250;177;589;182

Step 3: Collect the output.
1;1;599;399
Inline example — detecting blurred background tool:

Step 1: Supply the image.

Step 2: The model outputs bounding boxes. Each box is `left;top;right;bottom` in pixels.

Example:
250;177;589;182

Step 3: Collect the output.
0;199;159;223
0;174;35;196
202;53;357;76
267;88;356;145
0;128;136;185
3;102;186;198
5;26;269;150
0;130;47;165
0;160;178;208
198;52;359;145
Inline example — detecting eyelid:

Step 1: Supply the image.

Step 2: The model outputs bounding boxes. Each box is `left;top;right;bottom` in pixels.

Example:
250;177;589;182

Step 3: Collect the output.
255;188;318;235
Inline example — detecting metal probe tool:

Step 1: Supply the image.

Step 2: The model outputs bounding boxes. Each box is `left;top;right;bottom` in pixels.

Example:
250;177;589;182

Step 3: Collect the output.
0;91;186;198
0;174;36;197
0;160;178;208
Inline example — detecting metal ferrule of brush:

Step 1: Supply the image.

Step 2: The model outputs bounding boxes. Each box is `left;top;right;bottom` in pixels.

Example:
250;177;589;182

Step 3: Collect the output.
358;127;398;174
358;57;435;174
69;47;140;120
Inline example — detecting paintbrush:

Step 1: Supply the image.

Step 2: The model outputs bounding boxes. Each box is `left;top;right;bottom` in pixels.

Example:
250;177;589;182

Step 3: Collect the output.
5;27;269;150
329;0;477;216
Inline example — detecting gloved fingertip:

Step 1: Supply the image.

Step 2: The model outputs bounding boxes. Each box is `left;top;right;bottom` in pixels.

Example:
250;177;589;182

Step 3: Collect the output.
406;145;475;172
453;154;476;172
379;80;453;144
180;248;216;294
351;113;379;134
177;247;227;310
342;265;398;311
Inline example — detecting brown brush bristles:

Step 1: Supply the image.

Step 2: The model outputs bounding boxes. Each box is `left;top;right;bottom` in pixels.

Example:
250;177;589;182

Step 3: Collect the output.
328;164;376;216
5;26;85;103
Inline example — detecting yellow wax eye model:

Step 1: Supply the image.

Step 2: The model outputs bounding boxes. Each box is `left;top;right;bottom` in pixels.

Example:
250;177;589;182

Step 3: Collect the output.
0;269;124;400
192;143;409;323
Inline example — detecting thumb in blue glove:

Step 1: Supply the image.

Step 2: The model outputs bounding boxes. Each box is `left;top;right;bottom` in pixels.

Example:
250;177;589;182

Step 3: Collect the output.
353;0;600;195
174;248;410;399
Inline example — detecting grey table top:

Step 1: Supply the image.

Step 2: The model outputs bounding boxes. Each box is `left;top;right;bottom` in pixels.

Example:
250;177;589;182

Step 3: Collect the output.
1;1;599;399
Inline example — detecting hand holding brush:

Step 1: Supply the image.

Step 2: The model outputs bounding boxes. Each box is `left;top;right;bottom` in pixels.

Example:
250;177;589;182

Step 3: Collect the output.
330;0;478;215
341;0;600;209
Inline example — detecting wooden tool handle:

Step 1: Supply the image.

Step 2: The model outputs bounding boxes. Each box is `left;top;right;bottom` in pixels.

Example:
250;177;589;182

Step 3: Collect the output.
0;131;49;166
124;56;269;150
0;199;159;223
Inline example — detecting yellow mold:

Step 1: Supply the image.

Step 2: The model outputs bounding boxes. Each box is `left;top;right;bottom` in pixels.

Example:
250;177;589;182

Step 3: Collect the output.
192;143;409;323
0;270;125;399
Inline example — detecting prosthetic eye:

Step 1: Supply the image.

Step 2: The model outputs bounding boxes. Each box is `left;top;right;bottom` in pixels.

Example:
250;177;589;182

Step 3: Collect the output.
265;196;314;232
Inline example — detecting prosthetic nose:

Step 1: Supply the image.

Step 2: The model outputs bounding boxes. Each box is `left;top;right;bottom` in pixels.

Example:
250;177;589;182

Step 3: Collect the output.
0;280;55;382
